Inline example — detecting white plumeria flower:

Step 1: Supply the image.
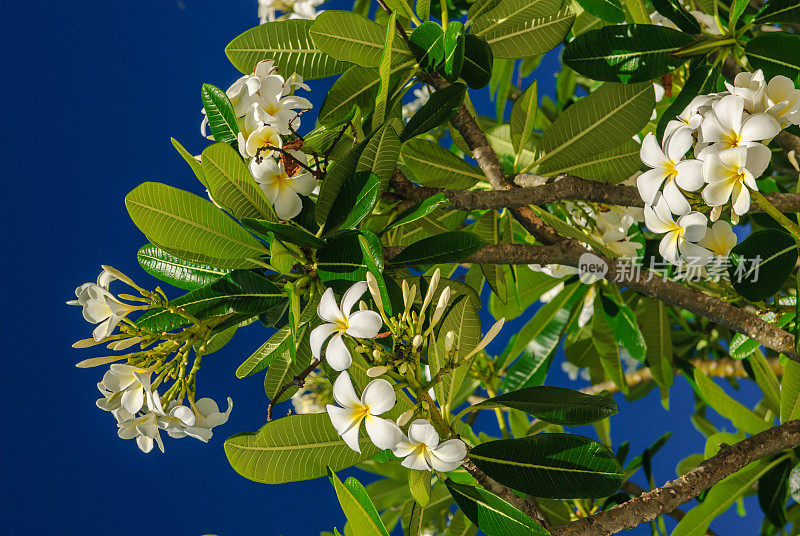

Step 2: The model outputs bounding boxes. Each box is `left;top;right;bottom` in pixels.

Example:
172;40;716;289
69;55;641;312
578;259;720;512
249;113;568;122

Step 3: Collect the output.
762;75;800;127
252;74;312;135
249;155;316;220
392;419;467;472
702;145;771;216
698;220;737;257
116;410;165;454
528;264;579;279
725;71;767;114
242;123;282;160
665;94;717;139
68;270;137;341
638;129;704;215
98;364;153;415
644;195;711;266
593;207;643;258
699;95;780;156
326;372;401;452
283;72;311;94
161;397;233;442
310;283;383;371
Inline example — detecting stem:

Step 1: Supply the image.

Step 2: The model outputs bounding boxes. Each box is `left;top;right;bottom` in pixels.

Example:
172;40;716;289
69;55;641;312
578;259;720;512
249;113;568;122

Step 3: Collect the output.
752;189;800;240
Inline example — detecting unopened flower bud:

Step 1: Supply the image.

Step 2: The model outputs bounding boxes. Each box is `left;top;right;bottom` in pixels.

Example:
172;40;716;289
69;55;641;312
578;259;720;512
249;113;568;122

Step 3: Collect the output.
372;349;382;360
396;408;415;427
431;287;451;327
367;366;388;378
444;331;455;352
402;281;417;314
464;318;506;360
412;334;423;348
421;268;440;313
111;336;144;351
710;206;722;222
365;273;384;311
359;300;368;311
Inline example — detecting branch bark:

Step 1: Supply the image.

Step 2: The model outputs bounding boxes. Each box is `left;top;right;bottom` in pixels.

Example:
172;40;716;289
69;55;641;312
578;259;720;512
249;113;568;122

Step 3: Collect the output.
620;482;720;536
550;419;800;536
385;243;800;360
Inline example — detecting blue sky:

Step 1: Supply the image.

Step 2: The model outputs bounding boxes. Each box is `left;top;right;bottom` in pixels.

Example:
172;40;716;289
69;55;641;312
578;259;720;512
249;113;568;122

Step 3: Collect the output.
2;1;765;534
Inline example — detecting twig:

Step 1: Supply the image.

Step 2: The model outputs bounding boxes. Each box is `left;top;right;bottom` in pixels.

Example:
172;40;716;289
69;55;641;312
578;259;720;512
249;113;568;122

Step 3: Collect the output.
266;358;321;421
258;145;321;178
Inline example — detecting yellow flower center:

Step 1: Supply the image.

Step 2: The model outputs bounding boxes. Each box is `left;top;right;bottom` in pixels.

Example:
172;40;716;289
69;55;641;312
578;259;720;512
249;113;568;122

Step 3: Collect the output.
722;131;742;149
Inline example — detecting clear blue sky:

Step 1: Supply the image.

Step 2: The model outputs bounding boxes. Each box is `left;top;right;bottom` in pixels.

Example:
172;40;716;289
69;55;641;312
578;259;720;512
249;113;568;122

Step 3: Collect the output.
2;1;764;534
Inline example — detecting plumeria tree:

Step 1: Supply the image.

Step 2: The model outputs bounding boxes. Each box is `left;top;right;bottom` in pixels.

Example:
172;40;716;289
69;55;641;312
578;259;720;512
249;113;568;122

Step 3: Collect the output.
68;0;800;534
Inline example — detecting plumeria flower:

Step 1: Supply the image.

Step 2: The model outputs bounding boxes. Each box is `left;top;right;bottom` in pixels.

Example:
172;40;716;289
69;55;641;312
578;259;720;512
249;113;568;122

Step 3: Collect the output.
161;397;233;442
116;410;165;454
68;269;138;341
252;75;312;135
392;419;467;472
242;123;282;160
249;155;316;220
310;282;383;371
593;207;644;258
690;10;722;35
664;94;717;139
699;95;780;156
326;372;401;452
762;75;800;127
283;72;311;94
702;145;771;217
725;71;767;114
97;364;153;414
638;129;704;215
650;83;665;121
699;220;737;258
644;195;711;266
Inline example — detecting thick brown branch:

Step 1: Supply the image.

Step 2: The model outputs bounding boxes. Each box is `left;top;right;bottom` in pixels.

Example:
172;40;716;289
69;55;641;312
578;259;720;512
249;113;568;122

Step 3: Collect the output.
621;482;720;536
551;420;800;536
385;243;800;360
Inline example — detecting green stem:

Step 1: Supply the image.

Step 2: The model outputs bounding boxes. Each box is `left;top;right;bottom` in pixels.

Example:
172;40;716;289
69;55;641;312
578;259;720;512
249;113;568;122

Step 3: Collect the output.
753;190;800;241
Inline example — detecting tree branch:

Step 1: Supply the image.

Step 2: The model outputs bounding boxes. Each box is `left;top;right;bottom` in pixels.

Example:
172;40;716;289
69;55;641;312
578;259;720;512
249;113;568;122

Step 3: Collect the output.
620;482;720;536
385;243;800;360
550;419;800;536
266;358;321;421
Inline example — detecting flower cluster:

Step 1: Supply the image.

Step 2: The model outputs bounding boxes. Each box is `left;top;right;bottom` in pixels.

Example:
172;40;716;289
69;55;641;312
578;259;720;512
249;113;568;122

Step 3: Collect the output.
257;0;323;23
202;59;317;220
639;70;799;266
315;275;501;472
69;267;233;453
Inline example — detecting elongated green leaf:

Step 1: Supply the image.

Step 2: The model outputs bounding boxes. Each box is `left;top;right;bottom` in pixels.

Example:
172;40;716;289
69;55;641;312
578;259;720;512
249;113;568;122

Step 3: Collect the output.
446;480;548;536
728;229;798;302
225;413;381;483
759;457;792;527
401;83;467;142
136;270;283;332
467;0;502;28
202;142;275;221
462;386;617;425
409;470;432;507
385;192;450;232
472;0;575;59
461;34;493;89
331;472;390;536
695;370;770;435
535;82;654;169
137;243;230;291
357;123;402;194
409;21;446;72
236;325;291;379
637;297;673;389
310;11;412;68
490;268;562;320
576;0;624;23
226;19;348;78
563;24;695;83
242;218;325;249
401;139;483;188
592;298;627;394
469;433;624;498
326;171;381;231
510;81;538;163
388;231;485;265
401;486;456;532
125;182;269;266
781;360;800;423
444;22;465;81
171;137;206;187
672;459;776;536
756;0;800;23
317;140;368;225
598;292;646;362
747;32;800;82
730;312;794;359
537;139;643;183
383;0;417;20
444;510;477;536
366;478;412;511
480;118;538;169
651;0;701;33
201;84;239;145
317;230;378;293
750;351;781;416
374;12;395;125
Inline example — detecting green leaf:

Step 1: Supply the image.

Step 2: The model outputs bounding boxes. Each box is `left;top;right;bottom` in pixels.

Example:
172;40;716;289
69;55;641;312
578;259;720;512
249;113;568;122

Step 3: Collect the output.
443;22;465;81
651;0;702;33
461;386;618;425
592;298;627;395
445;480;549;536
471;0;575;59
383;0;417;21
201;142;275;221
730;312;794;359
317;230;378;293
326;171;381;231
672;458;777;536
366;478;412;511
236;325;292;379
531;206;618;257
170;137;206;188
385;192;450;231
729;0;750;30
409;21;446;72
356;123;402;195
728;229;798;302
575;0;624;23
201;84;239;146
241;219;325;249
125;182;268;267
694;369;770;435
401;83;467;142
469;433;624;498
563;24;695;83
137;243;230;291
310;11;412;68
444;510;477;536
759;457;792;527
136;270;284;332
745;32;800;83
756;0;800;23
637;297;674;389
409;470;432;507
597;292;646;362
225;413;381;484
374;12;395;126
656;60;717;140
461;34;494;89
535;82;654;170
317;141;368;225
264;328;313;401
226;19;348;78
750;350;781;416
400;139;483;188
490;267;562;320
330;472;391;536
510;81;538;164
781;360;800;423
388;231;485;265
541;138;643;183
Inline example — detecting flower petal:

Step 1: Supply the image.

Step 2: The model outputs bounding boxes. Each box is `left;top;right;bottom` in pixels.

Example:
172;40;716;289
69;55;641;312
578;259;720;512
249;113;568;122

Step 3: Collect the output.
317;287;343;324
400;449;431;471
740;113;780;142
675;159;704;191
327;404;362;437
273;186;302;220
640;132;667;168
346;310;383;339
408;419;440;448
361;378;396;415
341;281;368;318
332;371;361;408
326;333;352;371
431;439;467;463
637;168;668;205
310;323;338;359
364;416;401;450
